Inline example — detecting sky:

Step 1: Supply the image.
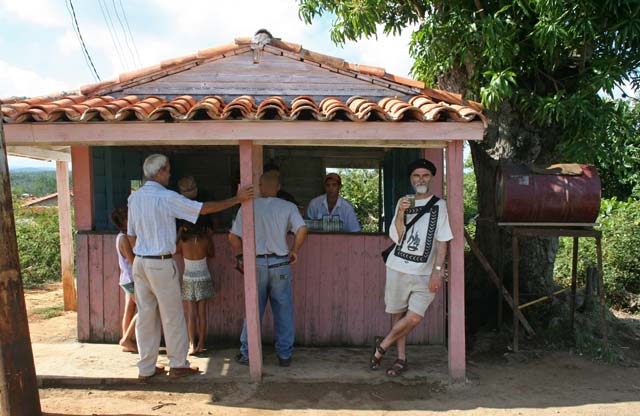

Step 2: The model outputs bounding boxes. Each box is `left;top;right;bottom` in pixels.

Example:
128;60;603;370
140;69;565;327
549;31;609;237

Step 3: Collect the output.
1;0;417;169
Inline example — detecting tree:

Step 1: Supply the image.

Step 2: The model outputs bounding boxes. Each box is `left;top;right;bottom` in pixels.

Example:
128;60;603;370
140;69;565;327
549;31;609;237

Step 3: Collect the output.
298;0;640;328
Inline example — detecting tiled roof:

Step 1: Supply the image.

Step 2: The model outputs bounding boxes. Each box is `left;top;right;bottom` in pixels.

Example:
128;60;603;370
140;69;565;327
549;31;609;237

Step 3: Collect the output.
1;33;486;126
1;94;486;125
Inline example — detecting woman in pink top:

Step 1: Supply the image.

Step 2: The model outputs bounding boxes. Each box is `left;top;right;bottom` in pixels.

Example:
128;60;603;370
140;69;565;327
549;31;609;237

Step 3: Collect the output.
111;207;137;353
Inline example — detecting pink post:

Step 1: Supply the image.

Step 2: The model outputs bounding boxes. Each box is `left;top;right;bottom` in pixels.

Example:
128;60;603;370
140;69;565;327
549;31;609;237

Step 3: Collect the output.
239;140;263;381
71;146;93;231
446;140;466;381
423;149;444;198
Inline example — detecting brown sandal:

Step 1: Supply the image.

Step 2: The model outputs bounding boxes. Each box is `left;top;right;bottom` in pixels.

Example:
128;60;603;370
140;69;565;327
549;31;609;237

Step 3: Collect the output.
369;336;386;370
386;358;408;377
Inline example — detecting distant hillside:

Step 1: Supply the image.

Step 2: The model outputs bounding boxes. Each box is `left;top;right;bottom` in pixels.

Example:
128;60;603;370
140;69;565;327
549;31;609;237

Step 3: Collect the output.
9;170;71;198
10;167;56;173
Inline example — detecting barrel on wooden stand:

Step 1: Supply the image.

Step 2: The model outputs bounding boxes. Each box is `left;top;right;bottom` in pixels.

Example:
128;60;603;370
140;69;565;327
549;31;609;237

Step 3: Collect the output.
495;164;601;223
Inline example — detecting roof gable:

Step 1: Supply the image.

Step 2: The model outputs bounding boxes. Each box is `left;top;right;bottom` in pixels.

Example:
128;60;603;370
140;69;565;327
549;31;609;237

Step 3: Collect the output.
115;49;421;103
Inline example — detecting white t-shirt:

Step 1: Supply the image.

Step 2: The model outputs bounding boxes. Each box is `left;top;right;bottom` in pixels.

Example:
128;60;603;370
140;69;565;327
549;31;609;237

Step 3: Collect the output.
386;196;453;276
230;197;306;256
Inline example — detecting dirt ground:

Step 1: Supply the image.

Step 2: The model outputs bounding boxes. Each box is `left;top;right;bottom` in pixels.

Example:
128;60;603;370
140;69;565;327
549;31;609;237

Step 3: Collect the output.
25;284;640;416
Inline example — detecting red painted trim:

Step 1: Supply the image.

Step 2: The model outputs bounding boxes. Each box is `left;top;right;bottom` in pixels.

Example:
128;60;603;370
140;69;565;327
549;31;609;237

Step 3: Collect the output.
446;141;466;381
71;146;93;231
4;121;484;146
424;148;444;198
239;140;263;380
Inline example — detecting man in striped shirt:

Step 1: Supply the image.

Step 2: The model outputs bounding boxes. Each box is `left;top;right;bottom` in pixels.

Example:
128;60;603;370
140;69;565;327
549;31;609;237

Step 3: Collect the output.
128;154;253;381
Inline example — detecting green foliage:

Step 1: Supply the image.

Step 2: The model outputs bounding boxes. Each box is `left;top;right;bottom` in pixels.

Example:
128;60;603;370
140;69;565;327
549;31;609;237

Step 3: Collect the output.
335;168;380;232
555;198;640;308
463;155;478;223
558;99;640;200
32;305;64;319
297;0;640;161
9;170;58;197
14;205;62;289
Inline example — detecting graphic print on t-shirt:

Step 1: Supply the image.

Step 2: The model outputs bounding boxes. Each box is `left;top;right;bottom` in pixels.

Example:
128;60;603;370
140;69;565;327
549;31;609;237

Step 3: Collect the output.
393;205;439;263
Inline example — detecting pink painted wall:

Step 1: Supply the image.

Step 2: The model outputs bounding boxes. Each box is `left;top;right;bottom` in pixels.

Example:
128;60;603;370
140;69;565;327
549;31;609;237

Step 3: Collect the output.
77;233;446;345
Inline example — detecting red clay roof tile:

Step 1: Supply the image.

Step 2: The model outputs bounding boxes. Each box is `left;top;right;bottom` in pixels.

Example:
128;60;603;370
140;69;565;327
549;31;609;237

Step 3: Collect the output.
2;94;486;125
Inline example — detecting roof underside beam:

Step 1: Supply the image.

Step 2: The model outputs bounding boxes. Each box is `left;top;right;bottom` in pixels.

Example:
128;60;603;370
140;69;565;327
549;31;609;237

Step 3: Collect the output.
3;121;484;147
7;145;71;162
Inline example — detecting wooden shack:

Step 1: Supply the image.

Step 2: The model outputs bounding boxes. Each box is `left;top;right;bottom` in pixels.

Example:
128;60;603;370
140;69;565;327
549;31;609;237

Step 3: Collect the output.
1;33;486;380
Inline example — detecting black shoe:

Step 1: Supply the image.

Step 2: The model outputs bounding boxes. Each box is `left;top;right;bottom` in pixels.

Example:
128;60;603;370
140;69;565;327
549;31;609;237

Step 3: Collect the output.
278;356;292;367
235;353;249;365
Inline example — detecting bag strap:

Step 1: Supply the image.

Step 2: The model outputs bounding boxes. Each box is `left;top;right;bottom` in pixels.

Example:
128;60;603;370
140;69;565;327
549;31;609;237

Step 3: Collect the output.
404;196;440;231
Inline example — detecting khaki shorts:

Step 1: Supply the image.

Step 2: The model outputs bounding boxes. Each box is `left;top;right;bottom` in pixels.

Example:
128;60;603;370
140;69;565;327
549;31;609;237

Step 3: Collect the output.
384;268;435;317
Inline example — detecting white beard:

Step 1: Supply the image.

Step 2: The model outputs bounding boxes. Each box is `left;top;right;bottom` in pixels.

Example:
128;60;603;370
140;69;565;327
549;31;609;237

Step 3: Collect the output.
413;184;429;195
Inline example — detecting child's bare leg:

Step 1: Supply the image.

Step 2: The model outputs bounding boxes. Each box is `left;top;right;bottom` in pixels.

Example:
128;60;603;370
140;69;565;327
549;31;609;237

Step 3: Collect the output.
196;300;207;352
121;314;137;353
187;301;197;355
119;294;137;352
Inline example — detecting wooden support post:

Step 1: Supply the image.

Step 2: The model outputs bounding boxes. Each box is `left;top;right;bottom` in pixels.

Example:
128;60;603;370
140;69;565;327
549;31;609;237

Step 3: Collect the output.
446;141;465;381
0;119;42;415
497;227;504;329
570;237;579;330
464;230;534;336
70;146;93;231
423;148;444;198
56;161;77;311
595;234;608;348
512;234;520;352
239;140;263;381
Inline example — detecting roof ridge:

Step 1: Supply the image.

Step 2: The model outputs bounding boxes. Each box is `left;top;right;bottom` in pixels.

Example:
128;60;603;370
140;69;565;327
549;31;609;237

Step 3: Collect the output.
75;35;474;107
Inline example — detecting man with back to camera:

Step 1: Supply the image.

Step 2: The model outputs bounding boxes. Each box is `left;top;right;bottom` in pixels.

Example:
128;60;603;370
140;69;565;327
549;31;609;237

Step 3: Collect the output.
127;154;253;381
369;158;452;377
229;172;307;367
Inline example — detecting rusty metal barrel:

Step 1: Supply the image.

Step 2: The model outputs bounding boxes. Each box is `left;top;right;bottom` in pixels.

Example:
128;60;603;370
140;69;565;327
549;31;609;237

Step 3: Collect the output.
495;164;601;223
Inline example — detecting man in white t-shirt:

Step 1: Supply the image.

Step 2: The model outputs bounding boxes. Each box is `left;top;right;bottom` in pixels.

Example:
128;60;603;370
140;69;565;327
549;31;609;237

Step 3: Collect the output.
369;158;453;377
229;173;307;367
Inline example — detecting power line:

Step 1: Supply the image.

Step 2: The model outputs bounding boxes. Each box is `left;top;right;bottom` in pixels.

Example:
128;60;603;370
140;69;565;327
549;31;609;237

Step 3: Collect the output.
98;0;129;71
113;0;141;68
117;0;142;67
65;0;101;81
97;0;129;70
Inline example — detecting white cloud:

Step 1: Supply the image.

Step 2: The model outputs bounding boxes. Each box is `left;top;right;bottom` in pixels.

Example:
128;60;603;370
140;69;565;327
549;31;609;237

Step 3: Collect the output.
149;0;415;77
0;0;66;27
0;60;71;98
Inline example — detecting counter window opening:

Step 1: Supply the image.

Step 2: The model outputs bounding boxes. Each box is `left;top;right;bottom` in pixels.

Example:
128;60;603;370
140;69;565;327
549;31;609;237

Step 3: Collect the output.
92;145;424;234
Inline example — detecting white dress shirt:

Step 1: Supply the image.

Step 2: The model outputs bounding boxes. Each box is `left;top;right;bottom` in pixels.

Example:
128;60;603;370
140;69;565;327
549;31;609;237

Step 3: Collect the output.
306;194;361;232
127;180;202;256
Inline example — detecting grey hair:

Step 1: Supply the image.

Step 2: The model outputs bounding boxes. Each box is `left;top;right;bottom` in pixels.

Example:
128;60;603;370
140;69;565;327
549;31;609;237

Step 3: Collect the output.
143;154;169;180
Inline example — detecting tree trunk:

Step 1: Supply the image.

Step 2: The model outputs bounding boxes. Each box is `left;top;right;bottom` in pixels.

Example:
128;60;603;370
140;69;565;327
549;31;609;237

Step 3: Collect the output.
467;100;562;330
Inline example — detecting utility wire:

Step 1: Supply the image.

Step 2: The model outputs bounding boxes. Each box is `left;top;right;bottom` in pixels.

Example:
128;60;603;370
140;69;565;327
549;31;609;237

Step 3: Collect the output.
118;0;142;67
65;0;101;81
97;0;129;70
113;0;141;68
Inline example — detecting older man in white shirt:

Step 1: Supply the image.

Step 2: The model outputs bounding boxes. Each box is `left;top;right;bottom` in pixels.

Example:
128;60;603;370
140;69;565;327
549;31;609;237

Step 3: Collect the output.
128;154;253;381
306;173;361;232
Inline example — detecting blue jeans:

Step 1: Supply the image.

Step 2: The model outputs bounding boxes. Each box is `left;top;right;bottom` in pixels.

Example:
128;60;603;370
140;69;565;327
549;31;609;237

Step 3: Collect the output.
240;256;294;359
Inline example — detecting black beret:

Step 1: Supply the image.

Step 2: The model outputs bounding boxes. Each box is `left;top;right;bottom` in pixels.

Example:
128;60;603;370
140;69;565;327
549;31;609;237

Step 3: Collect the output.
408;158;437;176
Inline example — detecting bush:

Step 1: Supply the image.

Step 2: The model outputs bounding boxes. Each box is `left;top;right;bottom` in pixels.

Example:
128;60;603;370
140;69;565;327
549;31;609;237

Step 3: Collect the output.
554;198;640;311
14;205;62;288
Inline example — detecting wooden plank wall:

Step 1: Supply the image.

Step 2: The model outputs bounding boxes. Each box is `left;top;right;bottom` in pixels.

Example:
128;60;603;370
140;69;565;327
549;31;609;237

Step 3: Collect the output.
78;233;445;345
121;52;412;103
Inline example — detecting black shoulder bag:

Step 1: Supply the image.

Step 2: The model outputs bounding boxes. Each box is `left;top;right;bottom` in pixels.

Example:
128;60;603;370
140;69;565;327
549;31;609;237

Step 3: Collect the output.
381;196;440;263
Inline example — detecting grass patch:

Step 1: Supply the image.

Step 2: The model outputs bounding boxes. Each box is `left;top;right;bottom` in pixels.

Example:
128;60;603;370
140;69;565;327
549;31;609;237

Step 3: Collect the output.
32;305;63;319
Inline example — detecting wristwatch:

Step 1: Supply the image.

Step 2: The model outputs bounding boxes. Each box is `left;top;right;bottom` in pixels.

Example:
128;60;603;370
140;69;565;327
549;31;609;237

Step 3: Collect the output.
434;265;443;271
